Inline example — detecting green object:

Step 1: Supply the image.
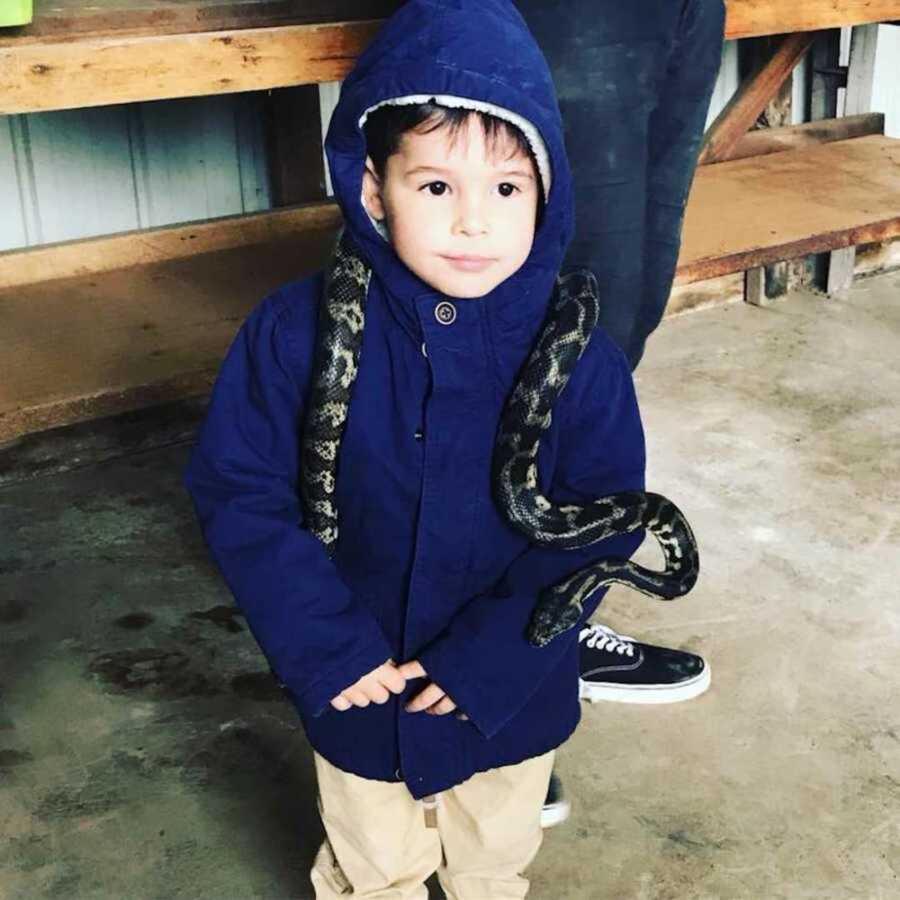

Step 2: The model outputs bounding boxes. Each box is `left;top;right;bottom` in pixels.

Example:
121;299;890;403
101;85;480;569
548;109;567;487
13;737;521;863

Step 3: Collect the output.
0;0;33;27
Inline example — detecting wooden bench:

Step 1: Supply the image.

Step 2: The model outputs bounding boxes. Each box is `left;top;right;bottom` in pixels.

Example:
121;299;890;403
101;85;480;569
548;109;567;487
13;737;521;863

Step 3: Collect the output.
1;0;899;442
673;133;900;312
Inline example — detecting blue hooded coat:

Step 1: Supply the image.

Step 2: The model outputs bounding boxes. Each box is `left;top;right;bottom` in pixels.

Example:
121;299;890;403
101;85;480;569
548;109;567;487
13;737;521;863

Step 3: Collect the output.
183;0;647;801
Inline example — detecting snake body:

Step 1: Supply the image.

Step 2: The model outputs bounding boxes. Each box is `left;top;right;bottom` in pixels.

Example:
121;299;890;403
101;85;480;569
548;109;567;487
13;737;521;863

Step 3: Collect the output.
300;228;700;648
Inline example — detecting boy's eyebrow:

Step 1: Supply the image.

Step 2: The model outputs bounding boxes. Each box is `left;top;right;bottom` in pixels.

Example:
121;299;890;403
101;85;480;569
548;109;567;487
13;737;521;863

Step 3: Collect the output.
405;164;534;180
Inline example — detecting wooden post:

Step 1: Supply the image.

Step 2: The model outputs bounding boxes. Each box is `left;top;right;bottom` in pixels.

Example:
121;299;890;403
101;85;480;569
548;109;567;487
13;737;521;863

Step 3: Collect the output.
807;28;844;289
263;85;328;206
737;34;809;305
826;24;880;298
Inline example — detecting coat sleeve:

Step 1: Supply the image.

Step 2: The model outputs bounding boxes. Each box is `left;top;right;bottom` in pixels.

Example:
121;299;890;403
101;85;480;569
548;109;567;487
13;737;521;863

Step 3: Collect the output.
182;292;395;720
416;339;647;740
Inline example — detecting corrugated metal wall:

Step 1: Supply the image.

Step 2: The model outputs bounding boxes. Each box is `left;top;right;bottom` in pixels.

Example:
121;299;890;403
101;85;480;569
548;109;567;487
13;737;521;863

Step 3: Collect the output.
1;29;896;253
0;94;271;252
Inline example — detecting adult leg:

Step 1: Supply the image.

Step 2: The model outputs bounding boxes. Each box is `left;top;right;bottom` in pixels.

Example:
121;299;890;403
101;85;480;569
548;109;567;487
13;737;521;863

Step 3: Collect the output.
515;0;726;368
514;0;725;828
516;0;671;358
635;0;727;368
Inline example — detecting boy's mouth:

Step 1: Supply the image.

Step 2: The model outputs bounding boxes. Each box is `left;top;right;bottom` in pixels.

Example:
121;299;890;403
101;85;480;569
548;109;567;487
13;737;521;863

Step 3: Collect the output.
442;254;496;272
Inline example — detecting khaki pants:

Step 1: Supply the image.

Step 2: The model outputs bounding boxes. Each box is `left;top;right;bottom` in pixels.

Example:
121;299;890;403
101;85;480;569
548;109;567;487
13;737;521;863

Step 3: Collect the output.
310;749;556;899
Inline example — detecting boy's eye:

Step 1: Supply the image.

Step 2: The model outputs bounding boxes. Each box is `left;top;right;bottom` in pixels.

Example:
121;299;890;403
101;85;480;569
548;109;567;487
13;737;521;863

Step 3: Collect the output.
419;181;521;197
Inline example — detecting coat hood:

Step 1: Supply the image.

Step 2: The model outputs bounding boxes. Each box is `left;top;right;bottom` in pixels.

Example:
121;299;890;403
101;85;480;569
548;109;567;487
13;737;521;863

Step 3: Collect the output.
323;0;575;344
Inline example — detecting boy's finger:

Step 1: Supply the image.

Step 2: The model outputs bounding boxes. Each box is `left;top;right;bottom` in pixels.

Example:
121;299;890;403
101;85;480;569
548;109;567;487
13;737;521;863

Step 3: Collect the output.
396;659;427;680
344;688;369;707
426;696;457;715
381;668;407;693
331;695;352;711
368;686;391;704
405;683;444;712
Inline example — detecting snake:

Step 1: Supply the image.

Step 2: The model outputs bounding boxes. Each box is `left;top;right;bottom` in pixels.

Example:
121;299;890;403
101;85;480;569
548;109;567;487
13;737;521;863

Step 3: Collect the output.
299;227;700;649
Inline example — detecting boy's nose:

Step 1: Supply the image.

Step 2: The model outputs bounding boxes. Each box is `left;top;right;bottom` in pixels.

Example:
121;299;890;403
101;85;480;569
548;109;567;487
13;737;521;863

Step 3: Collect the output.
453;203;489;235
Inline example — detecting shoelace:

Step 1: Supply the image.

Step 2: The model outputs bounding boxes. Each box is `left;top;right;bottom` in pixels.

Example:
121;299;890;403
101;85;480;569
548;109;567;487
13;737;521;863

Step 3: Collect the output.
577;623;636;657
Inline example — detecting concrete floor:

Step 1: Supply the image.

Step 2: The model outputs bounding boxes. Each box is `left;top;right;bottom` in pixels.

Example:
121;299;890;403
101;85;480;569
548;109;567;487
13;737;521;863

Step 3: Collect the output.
1;268;899;900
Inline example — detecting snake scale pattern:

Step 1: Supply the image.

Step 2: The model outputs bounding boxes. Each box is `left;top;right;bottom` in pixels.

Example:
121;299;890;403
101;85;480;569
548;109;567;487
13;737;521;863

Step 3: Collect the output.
300;228;700;648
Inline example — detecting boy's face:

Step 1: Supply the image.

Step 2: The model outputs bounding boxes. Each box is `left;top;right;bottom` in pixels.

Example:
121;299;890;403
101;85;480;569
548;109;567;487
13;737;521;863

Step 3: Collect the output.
362;114;541;299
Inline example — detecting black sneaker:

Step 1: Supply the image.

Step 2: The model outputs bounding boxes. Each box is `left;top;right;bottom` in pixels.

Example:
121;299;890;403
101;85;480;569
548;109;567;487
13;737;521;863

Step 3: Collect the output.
578;623;710;704
540;772;571;829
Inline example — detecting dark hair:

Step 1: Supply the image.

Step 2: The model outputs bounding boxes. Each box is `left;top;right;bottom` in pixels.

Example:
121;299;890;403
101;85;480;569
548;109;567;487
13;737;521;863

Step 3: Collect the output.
362;100;546;228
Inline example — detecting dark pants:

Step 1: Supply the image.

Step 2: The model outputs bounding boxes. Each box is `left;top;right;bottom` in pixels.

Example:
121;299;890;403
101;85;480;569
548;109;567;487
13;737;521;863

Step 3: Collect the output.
516;0;727;370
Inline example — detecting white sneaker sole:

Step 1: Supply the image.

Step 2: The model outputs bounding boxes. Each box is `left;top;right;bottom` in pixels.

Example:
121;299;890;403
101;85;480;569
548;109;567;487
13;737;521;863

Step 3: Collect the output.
540;798;571;829
578;662;711;705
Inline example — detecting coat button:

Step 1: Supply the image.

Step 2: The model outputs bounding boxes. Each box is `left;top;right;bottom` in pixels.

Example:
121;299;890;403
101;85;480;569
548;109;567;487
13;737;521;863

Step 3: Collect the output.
421;341;428;357
395;768;402;779
414;429;423;441
435;301;457;325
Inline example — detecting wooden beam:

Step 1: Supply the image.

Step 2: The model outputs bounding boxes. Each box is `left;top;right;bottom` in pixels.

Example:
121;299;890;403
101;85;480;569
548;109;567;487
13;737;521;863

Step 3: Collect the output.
707;111;884;163
0;202;341;291
700;32;816;165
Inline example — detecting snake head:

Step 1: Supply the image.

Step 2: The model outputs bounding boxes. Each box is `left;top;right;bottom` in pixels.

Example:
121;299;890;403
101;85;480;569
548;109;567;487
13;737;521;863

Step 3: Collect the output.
525;585;583;648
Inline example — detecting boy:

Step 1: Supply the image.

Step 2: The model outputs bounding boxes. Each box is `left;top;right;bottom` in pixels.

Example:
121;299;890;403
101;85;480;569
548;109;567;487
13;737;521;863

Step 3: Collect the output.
184;1;646;896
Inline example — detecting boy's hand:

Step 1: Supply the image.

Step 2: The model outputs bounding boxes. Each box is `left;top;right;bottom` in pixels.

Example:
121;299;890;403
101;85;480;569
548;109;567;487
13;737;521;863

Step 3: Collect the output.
330;658;406;711
396;660;469;720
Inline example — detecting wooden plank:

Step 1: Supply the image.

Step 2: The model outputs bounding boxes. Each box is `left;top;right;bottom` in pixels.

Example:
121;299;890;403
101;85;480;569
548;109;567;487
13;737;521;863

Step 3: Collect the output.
0;219;341;442
1;1;401;40
700;33;816;165
724;0;900;39
0;20;383;114
0;201;341;290
3;1;900;114
4;0;897;43
711;111;884;163
677;135;900;285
